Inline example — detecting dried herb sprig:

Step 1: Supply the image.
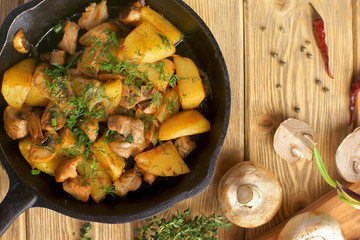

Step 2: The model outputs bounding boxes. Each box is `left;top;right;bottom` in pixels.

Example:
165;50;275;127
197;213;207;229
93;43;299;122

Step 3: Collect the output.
313;146;360;209
134;209;232;240
80;222;92;240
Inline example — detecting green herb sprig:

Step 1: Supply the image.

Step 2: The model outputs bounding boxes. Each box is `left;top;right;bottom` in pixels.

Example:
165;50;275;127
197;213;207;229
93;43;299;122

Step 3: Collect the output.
80;222;92;240
135;209;232;240
313;146;360;209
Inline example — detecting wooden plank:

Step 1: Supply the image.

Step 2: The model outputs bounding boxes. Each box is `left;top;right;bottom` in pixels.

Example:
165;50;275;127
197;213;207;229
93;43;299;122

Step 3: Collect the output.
258;182;360;240
244;0;353;238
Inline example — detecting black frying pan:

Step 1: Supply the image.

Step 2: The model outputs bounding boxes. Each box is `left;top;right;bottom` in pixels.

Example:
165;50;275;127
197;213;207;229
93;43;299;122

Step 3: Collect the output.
0;0;230;236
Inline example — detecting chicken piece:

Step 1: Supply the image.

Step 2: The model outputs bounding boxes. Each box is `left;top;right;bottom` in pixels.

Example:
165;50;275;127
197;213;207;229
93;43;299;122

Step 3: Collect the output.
79;118;99;142
62;176;91;202
119;85;157;109
41;102;66;132
55;155;82;182
114;168;142;197
79;22;119;46
135;165;157;185
3;106;28;140
50;49;66;65
118;0;145;26
58;20;80;55
25;111;44;145
109;135;149;158
78;0;108;31
107;115;145;144
174;136;196;159
41;49;67;65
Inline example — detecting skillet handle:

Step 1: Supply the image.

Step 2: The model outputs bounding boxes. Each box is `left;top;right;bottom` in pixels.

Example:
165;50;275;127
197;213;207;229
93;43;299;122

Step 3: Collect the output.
0;180;37;237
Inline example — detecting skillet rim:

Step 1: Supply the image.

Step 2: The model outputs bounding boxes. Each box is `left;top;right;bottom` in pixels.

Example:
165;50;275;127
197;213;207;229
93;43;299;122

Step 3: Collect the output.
0;0;231;224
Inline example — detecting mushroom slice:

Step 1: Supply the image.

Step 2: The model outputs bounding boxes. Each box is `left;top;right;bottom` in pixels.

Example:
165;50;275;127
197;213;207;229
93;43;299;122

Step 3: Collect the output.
13;29;31;54
41;103;66;132
25;111;44;144
336;127;360;182
278;212;344;240
118;0;145;26
273;118;318;163
3;106;28;140
218;161;282;228
55;155;82;182
28;132;58;163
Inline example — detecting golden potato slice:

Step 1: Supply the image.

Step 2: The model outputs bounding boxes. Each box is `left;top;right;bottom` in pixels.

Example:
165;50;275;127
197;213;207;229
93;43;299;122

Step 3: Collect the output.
2;58;36;109
77;156;112;203
102;77;123;110
25;63;50;107
140;6;182;45
156;86;180;123
173;55;205;110
92;136;125;181
19;138;63;176
158;110;210;141
118;29;145;62
137;59;175;91
136;21;175;63
135;141;189;176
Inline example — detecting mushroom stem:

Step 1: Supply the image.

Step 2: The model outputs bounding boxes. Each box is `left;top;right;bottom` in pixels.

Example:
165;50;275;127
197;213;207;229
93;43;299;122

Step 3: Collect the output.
291;147;305;160
237;185;261;208
303;133;316;144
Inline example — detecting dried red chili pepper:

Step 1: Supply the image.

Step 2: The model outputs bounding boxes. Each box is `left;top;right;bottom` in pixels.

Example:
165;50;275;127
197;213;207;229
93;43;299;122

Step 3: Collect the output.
310;4;333;79
349;78;360;125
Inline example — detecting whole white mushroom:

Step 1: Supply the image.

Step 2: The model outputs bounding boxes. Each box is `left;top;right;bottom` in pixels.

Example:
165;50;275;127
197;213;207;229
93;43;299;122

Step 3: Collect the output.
278;212;345;240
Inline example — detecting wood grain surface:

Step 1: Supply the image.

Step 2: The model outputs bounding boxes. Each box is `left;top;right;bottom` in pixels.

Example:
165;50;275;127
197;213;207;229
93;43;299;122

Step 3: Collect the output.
0;0;244;240
0;0;358;239
258;182;360;240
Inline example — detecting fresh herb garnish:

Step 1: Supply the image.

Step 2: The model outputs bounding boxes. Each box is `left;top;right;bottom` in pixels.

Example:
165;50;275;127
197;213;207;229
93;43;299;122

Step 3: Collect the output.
31;169;41;175
80;222;92;240
104;129;118;143
135;209;232;240
125;132;134;143
53;22;63;34
313;146;360;209
101;185;117;197
156;33;171;49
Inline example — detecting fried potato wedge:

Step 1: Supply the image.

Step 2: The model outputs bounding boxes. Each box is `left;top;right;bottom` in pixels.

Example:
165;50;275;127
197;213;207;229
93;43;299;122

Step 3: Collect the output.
158;110;210;141
135;141;189;176
2;58;36;109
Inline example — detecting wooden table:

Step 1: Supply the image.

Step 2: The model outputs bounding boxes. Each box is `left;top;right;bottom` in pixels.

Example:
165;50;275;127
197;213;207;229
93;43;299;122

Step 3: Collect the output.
0;0;358;239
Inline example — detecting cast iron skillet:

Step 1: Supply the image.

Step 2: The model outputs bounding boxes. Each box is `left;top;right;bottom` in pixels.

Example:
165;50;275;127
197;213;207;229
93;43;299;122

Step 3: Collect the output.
0;0;230;236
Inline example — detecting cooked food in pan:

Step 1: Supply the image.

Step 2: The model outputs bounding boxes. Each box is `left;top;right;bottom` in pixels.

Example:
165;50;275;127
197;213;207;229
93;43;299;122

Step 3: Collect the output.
2;0;210;203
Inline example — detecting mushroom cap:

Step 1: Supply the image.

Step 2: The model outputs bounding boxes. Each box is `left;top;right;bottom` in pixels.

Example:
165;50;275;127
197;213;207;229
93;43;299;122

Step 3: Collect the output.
13;28;30;54
3;106;28;140
336;127;360;182
274;118;317;163
278;212;345;240
218;161;282;228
